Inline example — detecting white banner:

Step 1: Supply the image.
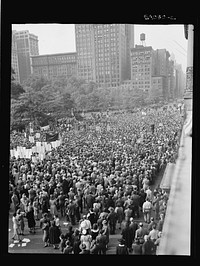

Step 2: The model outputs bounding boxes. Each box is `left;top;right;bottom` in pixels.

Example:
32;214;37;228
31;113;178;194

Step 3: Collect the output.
35;132;40;139
26;149;32;159
36;141;41;147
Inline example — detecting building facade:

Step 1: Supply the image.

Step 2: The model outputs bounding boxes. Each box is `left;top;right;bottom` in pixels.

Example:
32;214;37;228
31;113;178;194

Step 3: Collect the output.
130;45;153;97
151;48;171;100
75;24;96;82
130;44;178;101
11;31;20;83
174;63;186;99
75;24;134;87
31;52;77;80
13;30;39;84
150;76;164;100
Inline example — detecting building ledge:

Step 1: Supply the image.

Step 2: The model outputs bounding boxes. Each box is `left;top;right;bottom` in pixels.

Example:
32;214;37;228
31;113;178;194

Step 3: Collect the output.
156;110;192;255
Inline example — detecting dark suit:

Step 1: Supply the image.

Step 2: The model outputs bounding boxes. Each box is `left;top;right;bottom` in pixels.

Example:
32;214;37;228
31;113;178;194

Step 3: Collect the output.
122;226;133;249
142;240;155;255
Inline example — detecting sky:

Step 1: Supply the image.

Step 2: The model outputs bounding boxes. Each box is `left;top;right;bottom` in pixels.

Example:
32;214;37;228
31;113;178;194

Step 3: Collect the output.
12;23;188;72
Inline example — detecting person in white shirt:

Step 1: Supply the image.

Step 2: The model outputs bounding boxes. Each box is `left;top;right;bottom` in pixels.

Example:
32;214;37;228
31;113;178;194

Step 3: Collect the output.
142;198;152;223
148;224;159;242
145;187;153;202
79;215;92;233
80;229;92;251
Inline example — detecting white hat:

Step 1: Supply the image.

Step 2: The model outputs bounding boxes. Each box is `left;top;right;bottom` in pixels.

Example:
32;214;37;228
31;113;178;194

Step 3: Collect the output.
82;229;87;235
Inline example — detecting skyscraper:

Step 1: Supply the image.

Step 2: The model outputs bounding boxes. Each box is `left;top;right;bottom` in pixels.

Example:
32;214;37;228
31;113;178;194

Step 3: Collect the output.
11;31;20;83
13;30;39;84
75;24;134;87
152;49;171;99
130;44;153;96
75;24;96;83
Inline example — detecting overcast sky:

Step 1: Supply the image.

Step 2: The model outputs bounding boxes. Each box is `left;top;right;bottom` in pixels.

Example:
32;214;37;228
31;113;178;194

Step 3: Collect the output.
12;23;188;72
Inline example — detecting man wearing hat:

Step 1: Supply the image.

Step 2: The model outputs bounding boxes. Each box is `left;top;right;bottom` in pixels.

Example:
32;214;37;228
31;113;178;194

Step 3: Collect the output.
116;238;129;255
80;229;92;252
129;217;138;242
135;222;148;244
96;229;107;255
142;198;152;223
107;206;118;234
142;235;155;255
131;238;142;255
79;243;90;254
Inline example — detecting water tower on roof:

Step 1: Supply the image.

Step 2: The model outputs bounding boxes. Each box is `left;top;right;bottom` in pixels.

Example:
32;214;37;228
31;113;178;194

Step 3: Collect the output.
140;33;146;46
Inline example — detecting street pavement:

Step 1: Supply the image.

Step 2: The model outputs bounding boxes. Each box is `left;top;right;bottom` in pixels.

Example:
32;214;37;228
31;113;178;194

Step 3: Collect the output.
8;168;164;254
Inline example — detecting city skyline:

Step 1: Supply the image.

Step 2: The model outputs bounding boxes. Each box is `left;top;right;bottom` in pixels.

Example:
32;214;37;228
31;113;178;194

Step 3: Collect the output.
12;24;188;72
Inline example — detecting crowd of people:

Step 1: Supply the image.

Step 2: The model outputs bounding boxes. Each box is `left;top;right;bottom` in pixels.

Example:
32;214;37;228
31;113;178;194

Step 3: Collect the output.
9;103;184;255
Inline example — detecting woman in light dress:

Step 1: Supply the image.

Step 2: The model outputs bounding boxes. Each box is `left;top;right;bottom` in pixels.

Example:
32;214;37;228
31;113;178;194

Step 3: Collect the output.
49;194;58;217
11;212;22;242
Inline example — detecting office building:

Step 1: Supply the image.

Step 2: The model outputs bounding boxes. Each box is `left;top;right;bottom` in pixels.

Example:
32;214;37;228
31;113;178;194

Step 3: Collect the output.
31;52;77;80
152;49;171;99
174;63;185;99
150;76;164;100
130;44;153;96
75;24;96;82
11;31;20;83
75;24;134;87
13;30;39;84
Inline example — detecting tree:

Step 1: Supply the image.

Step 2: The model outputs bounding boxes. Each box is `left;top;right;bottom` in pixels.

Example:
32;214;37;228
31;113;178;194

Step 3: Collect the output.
11;82;25;100
22;74;50;91
11;67;25;99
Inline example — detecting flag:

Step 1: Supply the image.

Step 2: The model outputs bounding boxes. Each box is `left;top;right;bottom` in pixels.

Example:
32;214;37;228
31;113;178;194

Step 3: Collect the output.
46;132;59;142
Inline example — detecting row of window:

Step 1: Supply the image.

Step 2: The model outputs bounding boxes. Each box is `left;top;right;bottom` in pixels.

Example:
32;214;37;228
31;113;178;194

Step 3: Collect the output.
32;57;76;65
132;67;150;71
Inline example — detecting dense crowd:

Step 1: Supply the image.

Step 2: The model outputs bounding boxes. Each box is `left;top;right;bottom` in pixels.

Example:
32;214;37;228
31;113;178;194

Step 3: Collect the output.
9;103;184;255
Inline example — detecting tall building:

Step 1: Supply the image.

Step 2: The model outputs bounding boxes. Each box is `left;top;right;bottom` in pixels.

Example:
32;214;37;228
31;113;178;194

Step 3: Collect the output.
11;31;20;83
13;30;39;84
174;63;185;99
130;44;153;97
31;52;77;80
75;24;96;82
75;24;134;87
152;48;171;100
151;76;164;100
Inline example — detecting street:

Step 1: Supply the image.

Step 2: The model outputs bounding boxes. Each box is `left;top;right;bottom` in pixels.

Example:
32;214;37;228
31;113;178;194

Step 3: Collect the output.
8;167;164;254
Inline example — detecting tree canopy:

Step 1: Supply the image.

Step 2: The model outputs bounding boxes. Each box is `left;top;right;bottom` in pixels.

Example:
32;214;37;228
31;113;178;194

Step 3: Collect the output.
10;73;158;130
